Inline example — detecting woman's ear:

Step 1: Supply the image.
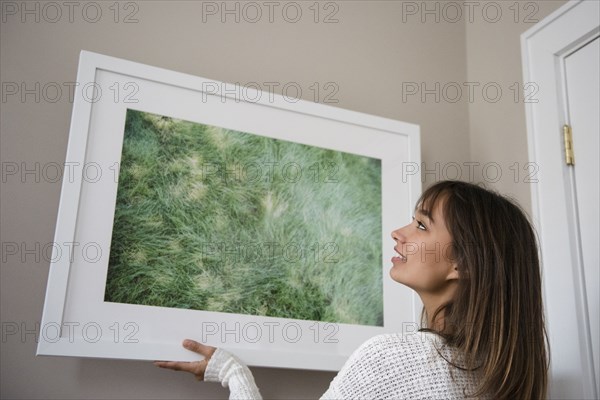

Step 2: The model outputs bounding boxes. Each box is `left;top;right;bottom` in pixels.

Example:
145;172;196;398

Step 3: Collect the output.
446;264;460;281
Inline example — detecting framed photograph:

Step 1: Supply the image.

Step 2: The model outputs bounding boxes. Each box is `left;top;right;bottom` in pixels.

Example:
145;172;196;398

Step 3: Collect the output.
37;50;421;371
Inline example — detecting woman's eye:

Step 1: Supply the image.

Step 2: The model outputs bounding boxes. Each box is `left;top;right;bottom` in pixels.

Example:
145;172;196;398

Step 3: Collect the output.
412;216;426;231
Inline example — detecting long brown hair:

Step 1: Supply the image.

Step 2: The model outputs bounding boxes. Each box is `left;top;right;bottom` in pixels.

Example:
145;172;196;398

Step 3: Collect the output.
415;180;549;399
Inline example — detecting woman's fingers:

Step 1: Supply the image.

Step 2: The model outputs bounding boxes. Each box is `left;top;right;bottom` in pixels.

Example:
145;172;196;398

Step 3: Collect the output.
154;360;208;381
153;360;197;373
153;339;214;364
153;339;217;382
182;339;216;358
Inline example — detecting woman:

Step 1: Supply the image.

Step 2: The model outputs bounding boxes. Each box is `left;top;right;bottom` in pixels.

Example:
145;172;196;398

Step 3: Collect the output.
155;180;550;399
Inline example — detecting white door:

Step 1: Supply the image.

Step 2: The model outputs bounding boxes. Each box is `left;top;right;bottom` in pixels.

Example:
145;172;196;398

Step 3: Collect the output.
522;1;600;398
564;36;600;399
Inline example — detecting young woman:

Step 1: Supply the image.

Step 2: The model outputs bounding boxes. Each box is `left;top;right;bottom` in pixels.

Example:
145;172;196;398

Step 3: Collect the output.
155;180;550;399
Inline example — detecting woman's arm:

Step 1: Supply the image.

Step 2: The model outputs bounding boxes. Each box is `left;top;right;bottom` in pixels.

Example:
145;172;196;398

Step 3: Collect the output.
155;336;384;400
154;339;262;400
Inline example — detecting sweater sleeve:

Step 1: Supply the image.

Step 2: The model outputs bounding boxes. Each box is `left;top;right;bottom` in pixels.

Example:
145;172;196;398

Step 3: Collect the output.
201;337;387;400
204;348;263;400
204;334;483;400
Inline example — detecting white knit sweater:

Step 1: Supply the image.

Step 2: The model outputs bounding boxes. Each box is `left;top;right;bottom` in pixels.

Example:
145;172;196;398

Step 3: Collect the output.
204;331;491;399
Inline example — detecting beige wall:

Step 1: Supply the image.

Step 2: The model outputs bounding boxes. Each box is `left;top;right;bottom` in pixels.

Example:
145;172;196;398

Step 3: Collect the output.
466;0;567;213
0;1;565;398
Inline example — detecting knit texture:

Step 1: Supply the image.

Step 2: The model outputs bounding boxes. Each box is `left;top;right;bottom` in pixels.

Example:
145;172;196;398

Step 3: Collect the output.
205;331;490;399
205;347;263;399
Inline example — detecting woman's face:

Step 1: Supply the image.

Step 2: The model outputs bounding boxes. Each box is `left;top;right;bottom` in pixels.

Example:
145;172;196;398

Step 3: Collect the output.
390;200;458;295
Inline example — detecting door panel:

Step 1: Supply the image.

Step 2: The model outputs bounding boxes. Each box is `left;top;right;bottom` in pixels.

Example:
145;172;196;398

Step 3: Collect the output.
565;36;600;397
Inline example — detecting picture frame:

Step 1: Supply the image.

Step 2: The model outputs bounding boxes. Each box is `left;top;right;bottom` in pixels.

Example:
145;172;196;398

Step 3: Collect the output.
37;50;422;371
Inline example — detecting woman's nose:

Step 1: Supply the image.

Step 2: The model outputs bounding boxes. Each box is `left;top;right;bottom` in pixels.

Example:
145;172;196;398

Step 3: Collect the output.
391;228;405;243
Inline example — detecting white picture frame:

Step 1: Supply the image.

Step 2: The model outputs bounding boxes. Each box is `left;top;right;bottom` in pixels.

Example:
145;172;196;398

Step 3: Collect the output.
37;50;422;371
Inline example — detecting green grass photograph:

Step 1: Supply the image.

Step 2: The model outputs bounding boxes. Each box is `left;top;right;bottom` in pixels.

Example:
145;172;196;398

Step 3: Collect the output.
104;109;383;326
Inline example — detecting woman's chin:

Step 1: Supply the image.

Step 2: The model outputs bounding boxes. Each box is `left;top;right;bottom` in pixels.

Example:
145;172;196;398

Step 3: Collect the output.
389;266;405;284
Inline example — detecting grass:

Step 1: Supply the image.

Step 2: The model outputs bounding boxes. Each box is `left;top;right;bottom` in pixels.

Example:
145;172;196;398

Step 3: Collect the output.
105;109;383;326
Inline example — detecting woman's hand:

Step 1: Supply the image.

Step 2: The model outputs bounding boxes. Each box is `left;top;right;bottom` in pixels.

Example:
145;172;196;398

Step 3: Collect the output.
154;339;217;381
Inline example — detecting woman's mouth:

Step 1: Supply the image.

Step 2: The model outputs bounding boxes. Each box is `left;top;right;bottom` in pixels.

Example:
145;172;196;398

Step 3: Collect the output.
392;247;407;263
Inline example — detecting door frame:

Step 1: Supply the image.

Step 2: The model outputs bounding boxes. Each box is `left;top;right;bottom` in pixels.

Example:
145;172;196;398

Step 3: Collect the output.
521;1;599;398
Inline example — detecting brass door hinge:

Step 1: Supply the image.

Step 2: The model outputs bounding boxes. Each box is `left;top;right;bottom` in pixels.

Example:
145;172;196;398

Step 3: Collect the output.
563;124;575;166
